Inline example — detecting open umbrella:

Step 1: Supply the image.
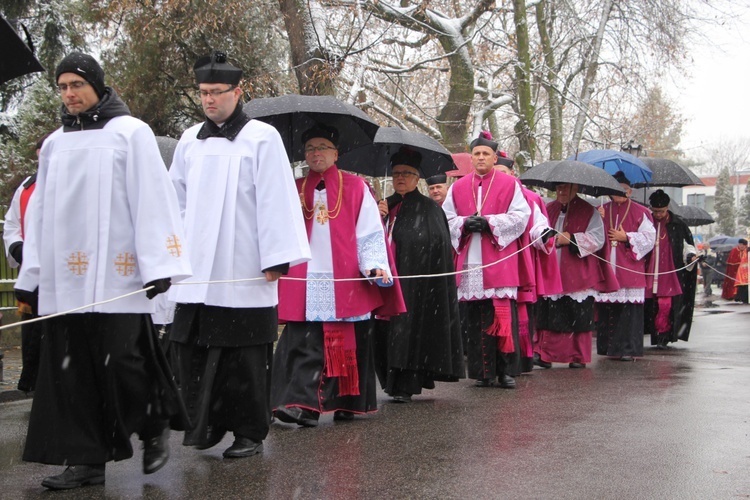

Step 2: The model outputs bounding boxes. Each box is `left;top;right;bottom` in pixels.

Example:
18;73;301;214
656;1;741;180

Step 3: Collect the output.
519;160;625;197
155;136;178;169
447;153;472;177
336;127;454;178
569;149;652;185
633;157;703;188
676;204;714;226
0;15;45;85
243;95;379;162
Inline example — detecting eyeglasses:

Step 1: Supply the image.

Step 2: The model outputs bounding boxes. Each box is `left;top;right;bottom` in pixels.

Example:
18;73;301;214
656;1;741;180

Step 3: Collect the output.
304;145;337;154
57;81;88;92
391;171;418;178
197;86;236;98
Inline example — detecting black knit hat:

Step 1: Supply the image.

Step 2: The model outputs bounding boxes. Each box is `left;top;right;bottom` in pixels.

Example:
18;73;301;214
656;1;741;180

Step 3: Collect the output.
55;52;106;97
301;124;339;146
649;189;670;208
194;51;243;85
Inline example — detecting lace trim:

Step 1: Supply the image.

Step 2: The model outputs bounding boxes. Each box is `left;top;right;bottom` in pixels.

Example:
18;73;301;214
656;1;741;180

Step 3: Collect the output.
596;287;645;304
457;265;517;300
305;272;370;322
547;289;597;303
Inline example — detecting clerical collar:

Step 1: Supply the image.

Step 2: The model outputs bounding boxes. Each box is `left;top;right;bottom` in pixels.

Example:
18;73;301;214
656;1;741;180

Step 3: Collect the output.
196;101;251;141
560;204;568;213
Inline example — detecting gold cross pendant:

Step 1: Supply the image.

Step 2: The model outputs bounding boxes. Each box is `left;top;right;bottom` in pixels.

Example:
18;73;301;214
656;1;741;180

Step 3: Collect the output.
316;205;329;225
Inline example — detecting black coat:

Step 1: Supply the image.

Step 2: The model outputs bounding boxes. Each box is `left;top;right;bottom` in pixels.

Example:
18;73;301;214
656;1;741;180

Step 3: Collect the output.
645;212;698;342
377;189;464;381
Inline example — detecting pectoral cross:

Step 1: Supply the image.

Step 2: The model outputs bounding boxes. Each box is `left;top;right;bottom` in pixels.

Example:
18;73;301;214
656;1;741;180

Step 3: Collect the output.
316;204;329;225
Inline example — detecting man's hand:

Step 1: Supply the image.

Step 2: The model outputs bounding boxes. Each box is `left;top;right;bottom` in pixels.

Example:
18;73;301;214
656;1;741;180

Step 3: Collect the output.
541;227;556;245
265;271;282;282
555;231;572;247
369;268;391;285
464;215;489;233
608;227;627;242
378;199;389;218
15;287;38;314
144;278;171;299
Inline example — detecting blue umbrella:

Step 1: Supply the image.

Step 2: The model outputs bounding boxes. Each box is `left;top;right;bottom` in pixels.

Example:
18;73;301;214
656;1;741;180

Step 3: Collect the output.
569;149;652;185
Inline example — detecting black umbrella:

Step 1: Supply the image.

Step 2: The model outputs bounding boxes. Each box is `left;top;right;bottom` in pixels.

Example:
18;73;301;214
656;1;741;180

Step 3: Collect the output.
675;204;714;226
336;127;454;178
519;160;625;197
243;95;380;162
155;136;178;169
633;158;704;188
0;15;44;85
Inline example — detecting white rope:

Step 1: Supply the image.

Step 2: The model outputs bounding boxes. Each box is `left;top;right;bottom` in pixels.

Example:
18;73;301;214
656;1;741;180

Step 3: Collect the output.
0;232;704;332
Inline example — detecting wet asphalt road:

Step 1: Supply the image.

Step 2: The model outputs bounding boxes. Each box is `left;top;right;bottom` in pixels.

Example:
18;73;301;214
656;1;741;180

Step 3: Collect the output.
1;303;749;499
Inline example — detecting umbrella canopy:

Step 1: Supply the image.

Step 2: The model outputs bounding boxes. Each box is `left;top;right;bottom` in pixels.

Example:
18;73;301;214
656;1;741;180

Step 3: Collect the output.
243;95;379;162
633;157;703;188
0;15;45;85
447;153;473;177
155;136;178;169
519;160;625;197
336;127;454;178
676;204;714;226
569;149;652;185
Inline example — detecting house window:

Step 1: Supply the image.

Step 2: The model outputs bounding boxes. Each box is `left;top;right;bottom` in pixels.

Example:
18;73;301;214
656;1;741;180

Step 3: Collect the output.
687;193;706;210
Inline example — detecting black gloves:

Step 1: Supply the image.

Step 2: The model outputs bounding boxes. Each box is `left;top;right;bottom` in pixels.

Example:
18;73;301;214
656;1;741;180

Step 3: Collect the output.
696;254;706;263
9;241;23;265
15;287;38;314
541;228;556;244
464;215;490;233
144;278;171;299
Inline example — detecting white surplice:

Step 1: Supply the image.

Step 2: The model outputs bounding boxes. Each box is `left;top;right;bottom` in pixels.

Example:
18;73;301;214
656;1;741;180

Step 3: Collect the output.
169;119;311;308
17;117;192;315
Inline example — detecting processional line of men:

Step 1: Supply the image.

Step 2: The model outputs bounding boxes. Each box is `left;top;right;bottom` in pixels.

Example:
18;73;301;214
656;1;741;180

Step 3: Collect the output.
3;51;735;492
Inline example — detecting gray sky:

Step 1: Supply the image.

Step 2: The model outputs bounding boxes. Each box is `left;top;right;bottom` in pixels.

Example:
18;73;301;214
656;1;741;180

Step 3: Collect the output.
675;8;750;152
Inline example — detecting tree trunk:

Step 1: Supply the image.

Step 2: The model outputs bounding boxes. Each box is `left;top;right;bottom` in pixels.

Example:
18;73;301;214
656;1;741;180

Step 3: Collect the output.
535;0;563;161
277;0;340;95
512;0;535;172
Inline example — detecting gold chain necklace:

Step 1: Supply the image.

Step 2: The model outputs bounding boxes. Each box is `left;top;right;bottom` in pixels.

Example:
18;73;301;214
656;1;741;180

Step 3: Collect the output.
471;171;496;215
301;169;344;224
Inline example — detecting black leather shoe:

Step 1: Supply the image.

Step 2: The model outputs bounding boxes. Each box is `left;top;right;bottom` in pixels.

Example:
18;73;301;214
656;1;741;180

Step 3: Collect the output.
143;427;170;474
333;410;355;421
41;465;105;490
568;362;586;369
534;354;552;369
498;375;516;389
620;356;634;362
475;378;493;387
223;436;263;458
194;426;227;450
392;394;412;403
274;406;319;427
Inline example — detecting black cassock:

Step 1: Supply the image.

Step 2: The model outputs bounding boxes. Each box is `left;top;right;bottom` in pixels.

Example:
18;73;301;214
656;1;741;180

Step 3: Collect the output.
23;314;184;465
645;213;698;345
374;189;464;397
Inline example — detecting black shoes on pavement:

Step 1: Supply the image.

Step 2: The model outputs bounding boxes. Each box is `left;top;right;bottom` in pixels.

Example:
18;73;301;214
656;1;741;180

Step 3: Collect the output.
143;427;170;474
274;406;320;427
41;465;106;490
568;362;586;369
533;354;552;369
333;410;355;421
223;436;264;458
498;375;516;389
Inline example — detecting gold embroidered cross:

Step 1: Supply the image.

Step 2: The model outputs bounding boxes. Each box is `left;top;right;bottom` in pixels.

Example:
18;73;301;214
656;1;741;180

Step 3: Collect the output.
115;252;136;276
67;251;89;276
166;235;182;257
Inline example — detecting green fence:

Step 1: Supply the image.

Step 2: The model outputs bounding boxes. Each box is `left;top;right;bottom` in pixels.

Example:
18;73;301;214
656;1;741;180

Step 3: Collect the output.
0;225;20;309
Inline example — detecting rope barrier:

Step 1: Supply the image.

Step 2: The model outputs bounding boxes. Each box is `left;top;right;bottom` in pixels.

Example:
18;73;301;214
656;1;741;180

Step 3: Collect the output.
0;231;729;332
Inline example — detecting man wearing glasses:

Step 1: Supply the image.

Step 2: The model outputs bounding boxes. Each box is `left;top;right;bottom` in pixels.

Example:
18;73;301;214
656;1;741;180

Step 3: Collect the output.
169;52;310;458
15;52;192;489
272;124;404;427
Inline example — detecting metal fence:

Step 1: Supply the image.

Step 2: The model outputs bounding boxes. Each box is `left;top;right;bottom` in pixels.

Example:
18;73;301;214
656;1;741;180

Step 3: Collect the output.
0;222;20;310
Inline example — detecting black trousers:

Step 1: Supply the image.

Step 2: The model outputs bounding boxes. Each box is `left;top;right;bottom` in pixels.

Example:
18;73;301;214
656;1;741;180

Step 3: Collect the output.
462;299;520;380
